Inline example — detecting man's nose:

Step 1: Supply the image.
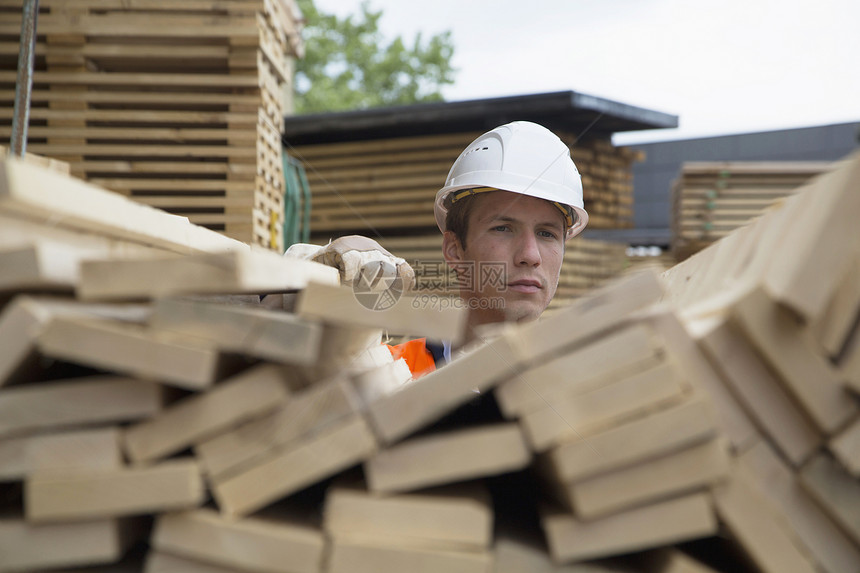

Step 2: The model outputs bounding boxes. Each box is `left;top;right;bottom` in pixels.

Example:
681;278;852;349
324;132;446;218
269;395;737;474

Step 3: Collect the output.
515;232;542;267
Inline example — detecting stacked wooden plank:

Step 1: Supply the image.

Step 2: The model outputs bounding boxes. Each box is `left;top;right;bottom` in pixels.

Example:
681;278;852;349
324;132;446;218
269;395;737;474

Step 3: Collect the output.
670;161;832;260
287;130;639;237
0;153;464;572
376;233;628;312
3;151;860;573
0;0;303;251
660;151;860;573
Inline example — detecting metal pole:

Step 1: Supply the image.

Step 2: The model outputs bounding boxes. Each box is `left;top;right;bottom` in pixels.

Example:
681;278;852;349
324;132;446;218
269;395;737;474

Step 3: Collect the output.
10;0;39;157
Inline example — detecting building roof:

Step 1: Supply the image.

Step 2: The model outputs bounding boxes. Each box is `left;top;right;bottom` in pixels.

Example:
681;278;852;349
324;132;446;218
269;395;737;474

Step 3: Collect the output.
282;90;678;144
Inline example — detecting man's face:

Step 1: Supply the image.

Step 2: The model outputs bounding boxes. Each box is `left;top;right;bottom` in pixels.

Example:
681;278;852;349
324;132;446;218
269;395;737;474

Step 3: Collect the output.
442;190;566;324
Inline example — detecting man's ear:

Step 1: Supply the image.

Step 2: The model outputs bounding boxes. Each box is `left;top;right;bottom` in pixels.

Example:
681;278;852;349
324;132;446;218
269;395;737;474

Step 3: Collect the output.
441;230;464;264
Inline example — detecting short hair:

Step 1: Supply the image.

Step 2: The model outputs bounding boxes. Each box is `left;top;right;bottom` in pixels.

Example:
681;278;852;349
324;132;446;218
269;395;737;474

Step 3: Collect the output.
444;192;480;249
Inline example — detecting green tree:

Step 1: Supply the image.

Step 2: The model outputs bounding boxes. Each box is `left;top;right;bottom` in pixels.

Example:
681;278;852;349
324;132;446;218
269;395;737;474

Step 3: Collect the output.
294;0;456;113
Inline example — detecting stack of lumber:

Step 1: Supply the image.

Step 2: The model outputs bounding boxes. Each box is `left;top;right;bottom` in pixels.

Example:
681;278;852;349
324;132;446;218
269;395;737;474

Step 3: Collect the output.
286;130;639;237
670;161;832;260
3;150;860;573
561;135;641;230
659;151;860;573
376;233;628;312
0;0;303;251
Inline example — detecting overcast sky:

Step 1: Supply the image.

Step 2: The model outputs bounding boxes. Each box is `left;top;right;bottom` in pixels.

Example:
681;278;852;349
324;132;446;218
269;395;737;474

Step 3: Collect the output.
312;0;860;145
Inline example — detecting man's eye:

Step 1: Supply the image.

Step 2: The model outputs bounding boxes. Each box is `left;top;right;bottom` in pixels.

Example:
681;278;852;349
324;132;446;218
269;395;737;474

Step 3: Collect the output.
492;225;510;232
539;230;558;239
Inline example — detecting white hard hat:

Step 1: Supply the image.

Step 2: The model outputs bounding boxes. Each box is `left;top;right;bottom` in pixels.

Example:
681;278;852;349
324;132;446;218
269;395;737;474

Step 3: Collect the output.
434;121;588;241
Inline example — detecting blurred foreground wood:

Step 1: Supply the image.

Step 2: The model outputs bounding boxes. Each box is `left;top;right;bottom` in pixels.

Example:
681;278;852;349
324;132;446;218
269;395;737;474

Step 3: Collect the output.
1;152;859;572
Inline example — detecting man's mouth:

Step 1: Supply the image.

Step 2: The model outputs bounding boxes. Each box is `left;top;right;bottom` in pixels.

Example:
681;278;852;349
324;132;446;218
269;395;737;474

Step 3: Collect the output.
507;279;542;294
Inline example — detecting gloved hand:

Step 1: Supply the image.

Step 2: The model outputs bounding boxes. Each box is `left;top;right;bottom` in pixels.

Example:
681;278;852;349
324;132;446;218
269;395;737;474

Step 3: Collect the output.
285;235;415;292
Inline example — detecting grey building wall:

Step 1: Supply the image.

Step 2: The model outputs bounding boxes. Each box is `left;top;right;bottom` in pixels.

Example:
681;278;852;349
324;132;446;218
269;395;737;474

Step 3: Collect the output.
625;122;860;245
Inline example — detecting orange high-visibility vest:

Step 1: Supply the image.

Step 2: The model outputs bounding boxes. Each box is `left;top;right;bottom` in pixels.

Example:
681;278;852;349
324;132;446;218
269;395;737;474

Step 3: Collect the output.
387;338;437;378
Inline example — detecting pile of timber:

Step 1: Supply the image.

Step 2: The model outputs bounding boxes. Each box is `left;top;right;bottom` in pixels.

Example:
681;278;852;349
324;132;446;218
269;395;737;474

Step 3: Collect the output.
2;150;860;573
376;233;628;312
670;161;832;260
287;130;639;236
0;0;303;251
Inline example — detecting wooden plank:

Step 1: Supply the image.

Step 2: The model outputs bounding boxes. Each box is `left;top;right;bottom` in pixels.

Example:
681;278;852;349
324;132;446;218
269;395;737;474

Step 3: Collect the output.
0;243;111;292
676;161;833;175
32;0;265;15
346;340;396;379
364;423;531;495
296;281;466;344
37;315;227;391
713;469;819;573
763;154;860;319
519;360;689;453
540;493;716;564
288;131;480;160
123;364;289;463
510;268;665;366
7;125;260;143
563;439;730;519
0;156;246;255
798;454;860;546
0;295;151;387
0;375;161;438
211;414;377;517
78;250;339;301
0;427;122;481
28;142;257;157
543;397;717;484
195;375;361;480
0;13;260;38
842;319;860;393
351;358;412;404
493;528;631;572
646;550;722;573
0;145;71;174
26;459;205;522
692;315;821;466
0;86;263;106
0;214;169;260
326;535;490;573
149;297;323;366
0;70;261;88
364;334;521;445
643;306;760;453
0;517;126;572
738;440;860;573
495;323;664;418
324;479;492;551
151;508;324;573
145;551;243;573
811;255;860;357
830;417;860;477
729;286;856;434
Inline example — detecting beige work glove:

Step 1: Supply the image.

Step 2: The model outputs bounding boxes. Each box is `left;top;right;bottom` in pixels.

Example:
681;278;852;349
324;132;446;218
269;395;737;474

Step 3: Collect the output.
285;235;415;292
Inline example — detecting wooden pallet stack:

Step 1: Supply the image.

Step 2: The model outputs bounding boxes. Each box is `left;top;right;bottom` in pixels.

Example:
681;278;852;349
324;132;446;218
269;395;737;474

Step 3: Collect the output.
670;161;833;260
0;0;303;251
3;151;860;572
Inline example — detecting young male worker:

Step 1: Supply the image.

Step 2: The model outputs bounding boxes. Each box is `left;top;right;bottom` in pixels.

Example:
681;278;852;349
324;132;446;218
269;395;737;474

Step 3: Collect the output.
287;121;588;377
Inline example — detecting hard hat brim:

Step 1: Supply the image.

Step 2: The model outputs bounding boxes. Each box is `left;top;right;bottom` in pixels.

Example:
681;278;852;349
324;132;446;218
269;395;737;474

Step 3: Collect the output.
435;175;589;241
